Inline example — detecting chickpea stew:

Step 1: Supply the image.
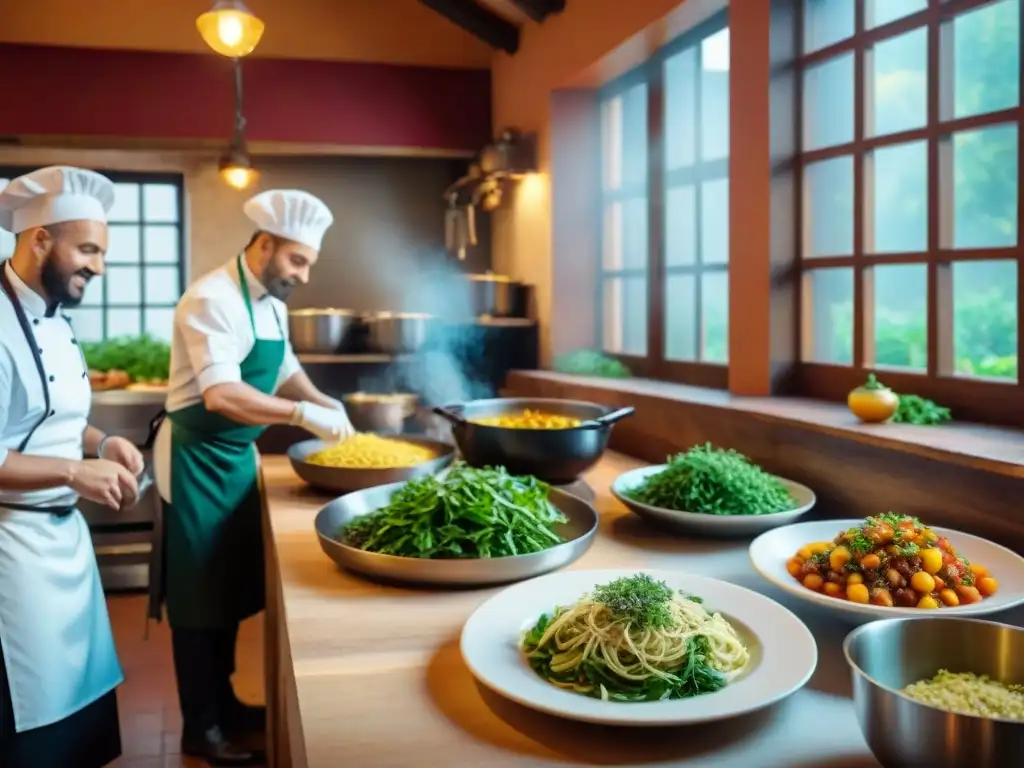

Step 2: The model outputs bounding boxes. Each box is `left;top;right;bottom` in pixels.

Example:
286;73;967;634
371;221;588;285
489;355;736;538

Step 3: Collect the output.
786;513;999;609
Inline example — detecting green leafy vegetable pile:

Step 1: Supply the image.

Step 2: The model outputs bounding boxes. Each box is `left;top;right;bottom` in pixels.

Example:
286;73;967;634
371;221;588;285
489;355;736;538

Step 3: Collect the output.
338;463;567;558
891;393;952;425
80;334;171;382
624;443;795;516
553;349;631;378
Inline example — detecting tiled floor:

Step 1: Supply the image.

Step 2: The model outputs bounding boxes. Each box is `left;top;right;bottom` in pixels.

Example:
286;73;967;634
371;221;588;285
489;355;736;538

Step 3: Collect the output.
107;594;265;768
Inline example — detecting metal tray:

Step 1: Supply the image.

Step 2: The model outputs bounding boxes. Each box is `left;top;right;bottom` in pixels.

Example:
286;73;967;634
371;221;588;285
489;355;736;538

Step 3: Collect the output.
288;436;455;494
313;481;599;587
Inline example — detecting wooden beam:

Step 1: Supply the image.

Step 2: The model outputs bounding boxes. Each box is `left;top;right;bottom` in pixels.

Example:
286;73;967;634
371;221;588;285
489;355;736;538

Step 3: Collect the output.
418;0;519;53
509;0;566;23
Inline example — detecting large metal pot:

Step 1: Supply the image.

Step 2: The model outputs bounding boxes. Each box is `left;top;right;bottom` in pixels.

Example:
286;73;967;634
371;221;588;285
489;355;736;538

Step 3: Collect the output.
844;617;1024;767
366;312;435;354
432;397;634;484
467;273;529;318
288;309;357;354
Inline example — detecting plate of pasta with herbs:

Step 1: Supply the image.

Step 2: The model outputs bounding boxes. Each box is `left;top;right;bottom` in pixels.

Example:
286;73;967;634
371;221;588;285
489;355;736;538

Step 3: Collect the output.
749;515;1024;621
459;569;817;725
611;444;817;537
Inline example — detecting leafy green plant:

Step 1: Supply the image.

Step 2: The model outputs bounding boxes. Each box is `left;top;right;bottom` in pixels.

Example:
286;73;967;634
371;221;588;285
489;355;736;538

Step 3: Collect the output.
624;443;795;516
554;349;632;378
80;334;171;382
891;394;952;426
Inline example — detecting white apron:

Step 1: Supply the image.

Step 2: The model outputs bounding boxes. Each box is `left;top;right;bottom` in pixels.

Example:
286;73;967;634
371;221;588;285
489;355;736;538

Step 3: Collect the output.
0;269;123;733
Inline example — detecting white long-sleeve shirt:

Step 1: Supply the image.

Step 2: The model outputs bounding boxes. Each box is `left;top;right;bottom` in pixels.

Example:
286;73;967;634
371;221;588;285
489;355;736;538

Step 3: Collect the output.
164;256;301;413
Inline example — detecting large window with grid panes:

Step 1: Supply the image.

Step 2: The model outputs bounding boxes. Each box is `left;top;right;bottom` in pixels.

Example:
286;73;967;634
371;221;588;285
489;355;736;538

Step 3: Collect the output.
0;169;185;342
597;13;731;386
796;0;1021;416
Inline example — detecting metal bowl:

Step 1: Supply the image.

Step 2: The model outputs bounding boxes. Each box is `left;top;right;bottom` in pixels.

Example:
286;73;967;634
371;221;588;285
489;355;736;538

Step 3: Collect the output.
342;392;419;434
433;397;634;484
313;481;599;587
611;464;817;538
366;311;435;354
287;436;454;494
844;617;1024;766
288;309;357;354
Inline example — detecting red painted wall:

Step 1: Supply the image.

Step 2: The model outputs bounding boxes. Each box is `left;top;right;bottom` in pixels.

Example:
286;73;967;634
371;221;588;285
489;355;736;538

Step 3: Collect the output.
0;44;492;151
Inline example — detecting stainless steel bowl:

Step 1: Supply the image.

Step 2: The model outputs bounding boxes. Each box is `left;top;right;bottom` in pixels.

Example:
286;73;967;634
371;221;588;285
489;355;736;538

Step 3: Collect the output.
314;482;599;587
844;617;1024;767
288;309;357;354
342;392;419;434
287;436;454;494
366;312;434;354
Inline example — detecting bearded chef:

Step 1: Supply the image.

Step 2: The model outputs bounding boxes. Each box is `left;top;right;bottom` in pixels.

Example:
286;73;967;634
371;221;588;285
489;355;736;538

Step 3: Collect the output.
0;166;144;767
152;189;355;765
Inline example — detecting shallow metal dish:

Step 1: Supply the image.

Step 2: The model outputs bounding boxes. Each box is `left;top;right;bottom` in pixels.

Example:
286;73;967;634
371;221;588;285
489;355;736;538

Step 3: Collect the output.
287;436;454;494
433;397;634;484
844;617;1024;766
288;308;357;354
611;464;817;538
313;481;599;586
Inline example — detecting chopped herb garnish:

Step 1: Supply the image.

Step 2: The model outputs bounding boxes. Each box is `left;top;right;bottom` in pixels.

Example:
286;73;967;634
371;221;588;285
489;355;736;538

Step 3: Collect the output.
593;574;674;630
897;542;921;557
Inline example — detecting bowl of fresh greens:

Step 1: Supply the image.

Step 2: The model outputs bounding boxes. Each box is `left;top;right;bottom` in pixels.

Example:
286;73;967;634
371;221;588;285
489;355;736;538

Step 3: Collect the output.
313;463;599;586
611;444;816;537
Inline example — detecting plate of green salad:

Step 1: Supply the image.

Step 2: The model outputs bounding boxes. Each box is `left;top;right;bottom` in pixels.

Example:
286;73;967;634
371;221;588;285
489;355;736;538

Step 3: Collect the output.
313;462;599;586
611;444;816;537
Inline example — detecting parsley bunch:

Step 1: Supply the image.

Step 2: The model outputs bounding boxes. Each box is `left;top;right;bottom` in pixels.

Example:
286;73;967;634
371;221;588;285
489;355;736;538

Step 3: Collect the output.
625;444;796;516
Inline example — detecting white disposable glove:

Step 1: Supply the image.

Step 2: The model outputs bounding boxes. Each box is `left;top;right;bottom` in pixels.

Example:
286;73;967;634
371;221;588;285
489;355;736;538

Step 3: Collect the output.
291;401;356;442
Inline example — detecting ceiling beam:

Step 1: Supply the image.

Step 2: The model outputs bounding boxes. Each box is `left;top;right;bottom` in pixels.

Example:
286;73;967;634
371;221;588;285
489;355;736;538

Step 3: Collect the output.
418;0;519;54
509;0;566;23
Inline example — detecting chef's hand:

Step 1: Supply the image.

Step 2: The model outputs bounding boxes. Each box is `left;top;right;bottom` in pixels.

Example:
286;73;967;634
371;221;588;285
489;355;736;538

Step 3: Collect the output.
100;435;145;475
291;401;356;442
70;459;140;510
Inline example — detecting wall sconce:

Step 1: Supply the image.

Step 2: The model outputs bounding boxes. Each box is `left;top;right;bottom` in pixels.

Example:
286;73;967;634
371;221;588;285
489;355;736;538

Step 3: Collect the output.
197;0;265;58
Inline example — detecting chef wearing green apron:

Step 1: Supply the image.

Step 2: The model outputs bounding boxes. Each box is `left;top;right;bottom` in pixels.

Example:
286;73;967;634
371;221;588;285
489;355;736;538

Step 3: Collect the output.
152;189;354;766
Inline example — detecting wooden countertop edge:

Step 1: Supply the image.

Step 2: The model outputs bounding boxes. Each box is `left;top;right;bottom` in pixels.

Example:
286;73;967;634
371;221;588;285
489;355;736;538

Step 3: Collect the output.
506;370;1024;478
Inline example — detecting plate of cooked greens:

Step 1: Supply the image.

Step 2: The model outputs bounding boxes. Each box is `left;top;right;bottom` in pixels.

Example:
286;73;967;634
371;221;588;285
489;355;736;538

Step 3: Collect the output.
611;444;816;537
460;569;817;725
313;462;599;586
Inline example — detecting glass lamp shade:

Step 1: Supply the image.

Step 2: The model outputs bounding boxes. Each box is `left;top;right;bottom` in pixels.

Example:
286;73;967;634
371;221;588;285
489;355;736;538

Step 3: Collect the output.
197;1;265;58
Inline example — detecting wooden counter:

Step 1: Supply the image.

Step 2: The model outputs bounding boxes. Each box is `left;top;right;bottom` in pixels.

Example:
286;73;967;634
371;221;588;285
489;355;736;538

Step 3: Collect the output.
260;453;1021;768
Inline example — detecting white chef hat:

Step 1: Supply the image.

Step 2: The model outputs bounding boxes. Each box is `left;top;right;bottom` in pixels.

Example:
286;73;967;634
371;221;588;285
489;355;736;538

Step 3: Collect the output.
243;189;334;252
0;166;115;234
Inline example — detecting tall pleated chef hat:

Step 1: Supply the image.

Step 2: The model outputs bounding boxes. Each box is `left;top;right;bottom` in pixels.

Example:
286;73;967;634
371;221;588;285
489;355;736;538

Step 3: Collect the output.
243;189;334;252
0;166;115;234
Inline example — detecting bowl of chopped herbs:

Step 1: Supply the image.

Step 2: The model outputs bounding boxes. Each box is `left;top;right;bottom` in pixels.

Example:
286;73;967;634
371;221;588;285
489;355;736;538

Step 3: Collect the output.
611;444;816;537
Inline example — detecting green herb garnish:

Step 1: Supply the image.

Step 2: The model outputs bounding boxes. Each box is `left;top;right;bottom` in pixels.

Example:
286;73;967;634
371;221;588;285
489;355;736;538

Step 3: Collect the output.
897;542;921;557
624;444;795;516
338;463;566;559
80;333;171;382
592;574;674;630
877;512;922;529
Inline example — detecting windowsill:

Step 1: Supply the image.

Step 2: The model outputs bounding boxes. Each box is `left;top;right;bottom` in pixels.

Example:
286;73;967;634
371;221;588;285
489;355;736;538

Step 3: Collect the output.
505;370;1024;478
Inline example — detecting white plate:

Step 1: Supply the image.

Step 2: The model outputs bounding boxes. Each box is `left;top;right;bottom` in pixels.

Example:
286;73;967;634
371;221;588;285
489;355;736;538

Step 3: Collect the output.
750;519;1024;621
611;465;817;537
460;568;818;726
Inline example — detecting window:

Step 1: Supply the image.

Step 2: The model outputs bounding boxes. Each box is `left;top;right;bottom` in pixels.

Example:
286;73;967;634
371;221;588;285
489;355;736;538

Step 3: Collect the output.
598;13;731;386
0;169;185;341
797;0;1021;417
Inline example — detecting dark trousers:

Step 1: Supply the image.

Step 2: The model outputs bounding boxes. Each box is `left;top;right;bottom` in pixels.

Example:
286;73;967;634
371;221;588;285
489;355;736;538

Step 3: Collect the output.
0;636;121;767
170;623;240;736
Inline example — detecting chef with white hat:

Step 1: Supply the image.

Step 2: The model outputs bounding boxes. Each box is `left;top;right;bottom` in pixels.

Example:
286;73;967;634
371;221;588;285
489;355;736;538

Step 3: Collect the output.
0;166;145;767
151;189;353;765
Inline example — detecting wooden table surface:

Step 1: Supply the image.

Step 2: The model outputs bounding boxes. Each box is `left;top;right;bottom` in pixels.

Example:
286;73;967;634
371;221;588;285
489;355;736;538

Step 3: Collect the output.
260;452;887;768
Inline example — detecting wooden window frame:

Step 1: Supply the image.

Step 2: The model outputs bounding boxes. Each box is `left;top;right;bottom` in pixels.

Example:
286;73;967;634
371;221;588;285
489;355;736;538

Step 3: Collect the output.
792;0;1024;427
0;166;186;341
596;11;731;390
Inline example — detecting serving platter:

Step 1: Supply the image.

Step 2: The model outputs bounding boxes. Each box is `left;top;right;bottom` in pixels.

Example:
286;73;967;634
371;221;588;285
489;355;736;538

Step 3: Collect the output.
313;481;599;587
611;464;817;537
460;569;818;726
287;435;455;493
750;519;1024;621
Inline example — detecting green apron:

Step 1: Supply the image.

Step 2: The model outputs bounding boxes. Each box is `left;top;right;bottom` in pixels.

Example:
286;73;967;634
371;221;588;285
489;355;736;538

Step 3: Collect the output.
165;254;284;628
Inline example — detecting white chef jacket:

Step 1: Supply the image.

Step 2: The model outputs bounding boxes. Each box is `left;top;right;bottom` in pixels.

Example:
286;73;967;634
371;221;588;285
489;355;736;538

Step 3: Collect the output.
0;262;123;732
155;256;301;502
164;256;301;413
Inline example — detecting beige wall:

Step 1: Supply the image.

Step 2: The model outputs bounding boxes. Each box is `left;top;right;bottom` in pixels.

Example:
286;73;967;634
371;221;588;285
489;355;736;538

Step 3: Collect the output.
490;0;727;363
0;0;493;68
